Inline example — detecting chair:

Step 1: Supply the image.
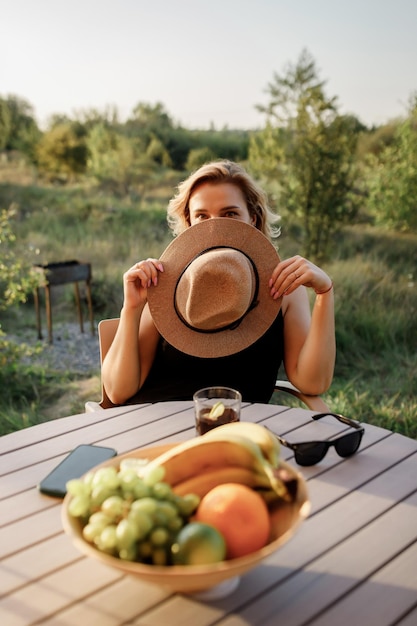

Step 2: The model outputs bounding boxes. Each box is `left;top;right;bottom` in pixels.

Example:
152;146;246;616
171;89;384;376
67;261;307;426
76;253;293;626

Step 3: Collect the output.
272;380;330;412
85;318;331;413
85;318;120;412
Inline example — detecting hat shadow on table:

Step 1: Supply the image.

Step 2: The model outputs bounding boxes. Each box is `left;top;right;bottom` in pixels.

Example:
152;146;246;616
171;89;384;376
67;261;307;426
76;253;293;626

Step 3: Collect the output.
147;219;282;358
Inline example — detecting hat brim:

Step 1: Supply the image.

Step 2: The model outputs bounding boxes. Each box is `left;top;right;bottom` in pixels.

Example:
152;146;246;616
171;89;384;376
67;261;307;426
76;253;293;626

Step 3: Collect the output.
147;218;282;357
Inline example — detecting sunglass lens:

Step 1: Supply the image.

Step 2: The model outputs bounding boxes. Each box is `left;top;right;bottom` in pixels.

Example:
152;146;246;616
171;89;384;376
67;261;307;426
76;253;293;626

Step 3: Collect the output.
335;431;363;457
295;442;328;466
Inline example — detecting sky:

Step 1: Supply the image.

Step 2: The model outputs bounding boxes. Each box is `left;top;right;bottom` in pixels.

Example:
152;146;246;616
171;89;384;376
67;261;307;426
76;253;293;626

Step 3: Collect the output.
2;0;417;130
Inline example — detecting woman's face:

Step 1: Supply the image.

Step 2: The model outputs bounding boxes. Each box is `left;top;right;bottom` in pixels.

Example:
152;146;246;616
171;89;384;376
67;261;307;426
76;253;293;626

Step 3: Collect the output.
188;182;255;227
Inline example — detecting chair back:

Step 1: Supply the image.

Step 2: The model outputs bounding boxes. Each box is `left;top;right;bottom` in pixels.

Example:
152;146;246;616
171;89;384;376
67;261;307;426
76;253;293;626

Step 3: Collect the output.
98;318;120;408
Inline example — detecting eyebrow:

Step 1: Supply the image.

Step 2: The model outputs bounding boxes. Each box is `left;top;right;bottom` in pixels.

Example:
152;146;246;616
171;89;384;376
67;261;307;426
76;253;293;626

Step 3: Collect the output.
190;205;242;213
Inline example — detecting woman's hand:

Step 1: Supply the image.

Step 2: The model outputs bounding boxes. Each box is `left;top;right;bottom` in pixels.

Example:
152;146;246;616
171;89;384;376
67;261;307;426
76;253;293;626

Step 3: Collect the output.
269;255;332;299
123;258;164;310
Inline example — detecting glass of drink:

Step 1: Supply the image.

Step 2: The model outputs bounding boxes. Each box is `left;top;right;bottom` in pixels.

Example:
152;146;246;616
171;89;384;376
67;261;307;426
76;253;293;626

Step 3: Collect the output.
193;387;242;435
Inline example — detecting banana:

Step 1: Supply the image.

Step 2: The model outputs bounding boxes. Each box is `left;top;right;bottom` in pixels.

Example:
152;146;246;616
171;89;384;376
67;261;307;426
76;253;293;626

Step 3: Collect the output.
142;434;268;486
141;433;289;501
173;465;274;498
202;421;280;467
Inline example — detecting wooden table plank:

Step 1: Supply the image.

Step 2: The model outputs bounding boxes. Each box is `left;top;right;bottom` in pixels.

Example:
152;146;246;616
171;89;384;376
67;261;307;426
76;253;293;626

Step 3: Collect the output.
307;541;417;626
0;405;141;455
0;558;123;626
0;488;56;527
0;403;194;475
0;505;63;560
0;534;81;596
38;577;172;626
130;594;224;626
209;491;417;626
394;605;417;626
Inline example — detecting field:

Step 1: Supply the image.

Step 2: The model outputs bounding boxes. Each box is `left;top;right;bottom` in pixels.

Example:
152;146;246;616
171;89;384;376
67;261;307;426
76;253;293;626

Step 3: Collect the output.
1;168;416;438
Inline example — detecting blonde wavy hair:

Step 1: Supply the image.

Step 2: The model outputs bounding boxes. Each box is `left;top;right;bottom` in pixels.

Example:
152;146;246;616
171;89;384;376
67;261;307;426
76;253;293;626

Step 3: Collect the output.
167;160;280;241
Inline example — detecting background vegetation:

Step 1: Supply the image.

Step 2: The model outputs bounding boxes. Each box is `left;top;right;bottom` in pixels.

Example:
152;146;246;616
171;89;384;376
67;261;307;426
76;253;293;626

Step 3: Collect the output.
1;50;416;437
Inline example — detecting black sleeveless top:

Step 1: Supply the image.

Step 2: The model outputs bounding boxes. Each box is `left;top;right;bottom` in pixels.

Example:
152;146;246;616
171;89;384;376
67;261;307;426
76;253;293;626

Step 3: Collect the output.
126;310;284;404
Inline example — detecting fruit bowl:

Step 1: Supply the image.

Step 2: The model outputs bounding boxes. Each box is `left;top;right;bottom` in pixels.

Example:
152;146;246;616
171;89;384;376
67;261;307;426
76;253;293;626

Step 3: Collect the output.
61;443;310;594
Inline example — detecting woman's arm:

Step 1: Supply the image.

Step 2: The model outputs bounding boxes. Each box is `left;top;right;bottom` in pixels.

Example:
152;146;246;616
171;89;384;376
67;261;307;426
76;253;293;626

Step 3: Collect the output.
270;255;336;395
101;259;163;405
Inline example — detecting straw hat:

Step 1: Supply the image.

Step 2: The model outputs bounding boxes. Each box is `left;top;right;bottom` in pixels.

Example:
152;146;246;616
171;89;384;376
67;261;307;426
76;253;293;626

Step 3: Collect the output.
147;218;282;358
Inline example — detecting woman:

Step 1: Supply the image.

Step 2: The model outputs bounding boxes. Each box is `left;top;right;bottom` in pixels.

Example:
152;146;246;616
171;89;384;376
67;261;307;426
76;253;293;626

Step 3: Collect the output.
102;160;335;405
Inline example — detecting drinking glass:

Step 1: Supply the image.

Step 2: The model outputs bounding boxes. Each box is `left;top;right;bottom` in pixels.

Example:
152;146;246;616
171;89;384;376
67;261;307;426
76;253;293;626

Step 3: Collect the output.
193;386;241;435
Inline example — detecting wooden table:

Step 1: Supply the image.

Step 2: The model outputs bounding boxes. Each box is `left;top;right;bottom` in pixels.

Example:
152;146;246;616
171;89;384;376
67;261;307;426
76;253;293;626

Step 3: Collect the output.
1;401;416;625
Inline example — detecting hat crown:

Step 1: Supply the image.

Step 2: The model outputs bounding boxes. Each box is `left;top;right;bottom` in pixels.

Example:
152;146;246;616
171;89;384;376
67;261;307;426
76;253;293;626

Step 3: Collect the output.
175;248;255;331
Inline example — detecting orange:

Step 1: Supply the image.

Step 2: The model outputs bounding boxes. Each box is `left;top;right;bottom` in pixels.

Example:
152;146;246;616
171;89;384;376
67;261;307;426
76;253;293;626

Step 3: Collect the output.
195;483;271;559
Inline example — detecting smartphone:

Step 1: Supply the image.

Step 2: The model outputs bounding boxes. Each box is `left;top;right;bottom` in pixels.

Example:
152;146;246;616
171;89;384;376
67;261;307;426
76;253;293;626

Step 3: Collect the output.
38;444;117;498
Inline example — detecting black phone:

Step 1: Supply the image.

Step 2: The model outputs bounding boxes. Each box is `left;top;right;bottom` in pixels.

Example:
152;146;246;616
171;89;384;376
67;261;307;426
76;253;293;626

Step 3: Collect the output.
38;444;117;498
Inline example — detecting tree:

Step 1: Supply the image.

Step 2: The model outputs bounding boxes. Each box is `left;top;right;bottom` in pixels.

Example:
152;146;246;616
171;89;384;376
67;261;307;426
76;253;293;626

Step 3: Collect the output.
185;147;216;171
36;122;88;179
0;99;12;151
72;105;120;132
356;121;398;161
125;101;174;148
364;95;417;232
146;135;172;167
249;50;359;259
0;95;40;159
86;123;156;195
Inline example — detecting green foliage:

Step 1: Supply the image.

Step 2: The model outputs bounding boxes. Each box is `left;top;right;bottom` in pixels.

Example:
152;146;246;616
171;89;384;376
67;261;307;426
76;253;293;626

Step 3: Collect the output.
0;334;75;435
36;122;88;179
86;123;159;194
67;105;120;132
0;206;41;309
0;206;59;436
249;49;360;260
123;102;250;170
0;99;12;151
185;147;216;171
0;180;172;306
118;102;174;169
146;136;172;167
327;228;416;437
129;101;174;137
356;122;398;160
0;94;41;159
248;123;286;182
1;94;251;183
364;101;417;232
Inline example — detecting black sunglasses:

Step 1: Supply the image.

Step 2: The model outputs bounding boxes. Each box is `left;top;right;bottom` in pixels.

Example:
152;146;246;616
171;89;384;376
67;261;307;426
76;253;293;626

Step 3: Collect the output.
274;413;365;466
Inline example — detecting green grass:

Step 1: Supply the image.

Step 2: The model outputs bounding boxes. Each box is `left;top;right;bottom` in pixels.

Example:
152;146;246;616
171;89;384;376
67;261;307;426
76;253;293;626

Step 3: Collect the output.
0;335;86;435
1;173;416;438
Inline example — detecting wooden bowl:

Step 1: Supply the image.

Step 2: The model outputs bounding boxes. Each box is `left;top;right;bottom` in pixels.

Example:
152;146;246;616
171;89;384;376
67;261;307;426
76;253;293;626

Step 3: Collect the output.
62;444;310;594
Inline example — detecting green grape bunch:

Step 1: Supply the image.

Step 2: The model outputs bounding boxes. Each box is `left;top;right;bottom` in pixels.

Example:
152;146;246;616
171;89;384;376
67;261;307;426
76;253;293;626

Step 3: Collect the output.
66;459;201;566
